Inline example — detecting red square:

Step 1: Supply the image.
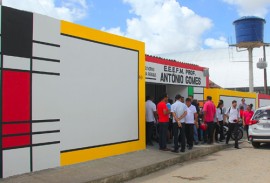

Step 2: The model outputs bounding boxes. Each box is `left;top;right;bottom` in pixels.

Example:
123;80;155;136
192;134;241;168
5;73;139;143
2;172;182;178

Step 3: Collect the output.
2;70;30;122
2;123;30;135
2;135;30;149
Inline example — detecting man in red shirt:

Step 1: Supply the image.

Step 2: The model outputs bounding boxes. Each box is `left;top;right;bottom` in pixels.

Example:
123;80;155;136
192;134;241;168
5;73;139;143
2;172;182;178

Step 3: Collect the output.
243;104;254;141
157;93;171;151
203;96;216;144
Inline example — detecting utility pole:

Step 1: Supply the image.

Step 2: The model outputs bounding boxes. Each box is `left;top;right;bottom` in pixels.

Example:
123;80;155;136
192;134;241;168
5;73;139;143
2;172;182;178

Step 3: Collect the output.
248;47;254;92
263;45;268;94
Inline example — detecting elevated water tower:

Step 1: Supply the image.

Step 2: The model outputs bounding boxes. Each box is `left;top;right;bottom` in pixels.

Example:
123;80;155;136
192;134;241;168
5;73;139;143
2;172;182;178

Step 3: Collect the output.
233;16;266;92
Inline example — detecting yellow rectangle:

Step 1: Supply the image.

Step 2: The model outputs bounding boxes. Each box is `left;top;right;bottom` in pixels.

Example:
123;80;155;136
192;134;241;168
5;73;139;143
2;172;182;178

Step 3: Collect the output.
204;88;257;107
60;21;145;166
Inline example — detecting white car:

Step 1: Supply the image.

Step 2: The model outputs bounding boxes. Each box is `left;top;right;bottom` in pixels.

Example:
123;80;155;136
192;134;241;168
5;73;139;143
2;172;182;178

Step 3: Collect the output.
249;106;270;148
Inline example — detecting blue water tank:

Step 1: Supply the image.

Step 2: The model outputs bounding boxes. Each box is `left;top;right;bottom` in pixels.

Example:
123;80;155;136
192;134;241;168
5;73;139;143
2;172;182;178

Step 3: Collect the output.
233;16;266;44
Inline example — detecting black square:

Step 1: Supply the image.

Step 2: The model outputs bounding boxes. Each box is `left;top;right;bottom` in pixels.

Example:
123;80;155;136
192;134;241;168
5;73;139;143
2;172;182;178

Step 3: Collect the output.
2;6;33;58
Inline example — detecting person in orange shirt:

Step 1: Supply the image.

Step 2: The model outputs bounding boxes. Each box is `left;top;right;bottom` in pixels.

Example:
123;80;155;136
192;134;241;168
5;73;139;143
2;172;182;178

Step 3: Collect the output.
242;104;254;141
157;93;171;151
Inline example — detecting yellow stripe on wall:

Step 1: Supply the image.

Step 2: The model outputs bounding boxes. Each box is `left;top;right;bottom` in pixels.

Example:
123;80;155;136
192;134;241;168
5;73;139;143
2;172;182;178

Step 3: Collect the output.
60;20;145;166
61;20;143;50
204;88;257;107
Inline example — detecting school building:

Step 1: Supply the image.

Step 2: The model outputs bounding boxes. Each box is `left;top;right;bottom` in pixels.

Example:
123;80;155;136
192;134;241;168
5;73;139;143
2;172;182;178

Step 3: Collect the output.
0;5;270;178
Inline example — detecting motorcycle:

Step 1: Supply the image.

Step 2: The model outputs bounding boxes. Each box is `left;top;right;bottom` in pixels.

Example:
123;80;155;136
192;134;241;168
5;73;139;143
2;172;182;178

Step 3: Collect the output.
223;123;244;141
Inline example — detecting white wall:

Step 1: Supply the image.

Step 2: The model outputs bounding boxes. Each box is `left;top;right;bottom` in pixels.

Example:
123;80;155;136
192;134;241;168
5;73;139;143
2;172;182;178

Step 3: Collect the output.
166;85;188;100
60;35;139;151
259;99;270;107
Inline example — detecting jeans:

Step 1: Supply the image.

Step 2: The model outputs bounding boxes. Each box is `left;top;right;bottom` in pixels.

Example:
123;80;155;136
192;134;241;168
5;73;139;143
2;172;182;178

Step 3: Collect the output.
146;122;154;144
226;123;239;147
173;123;186;151
206;122;214;144
218;121;225;141
193;125;199;143
244;125;249;140
179;123;186;150
214;122;219;142
185;124;194;147
158;122;169;149
173;123;179;150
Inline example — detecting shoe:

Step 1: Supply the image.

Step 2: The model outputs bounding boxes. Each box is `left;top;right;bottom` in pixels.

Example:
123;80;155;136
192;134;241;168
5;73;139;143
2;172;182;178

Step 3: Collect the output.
188;146;193;150
219;140;223;142
147;142;154;146
195;142;199;145
226;141;229;145
160;148;171;151
215;141;219;143
180;149;185;152
235;147;241;149
171;149;179;153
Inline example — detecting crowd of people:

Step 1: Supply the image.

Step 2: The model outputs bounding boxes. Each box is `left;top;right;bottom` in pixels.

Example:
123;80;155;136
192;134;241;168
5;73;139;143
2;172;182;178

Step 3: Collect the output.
145;94;254;153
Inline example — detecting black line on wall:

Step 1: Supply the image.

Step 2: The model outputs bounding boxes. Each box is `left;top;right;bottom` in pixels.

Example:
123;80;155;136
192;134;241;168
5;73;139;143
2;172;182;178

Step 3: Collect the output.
61;139;139;153
0;68;60;76
32;56;60;63
32;130;60;135
32;141;60;147
2;133;30;137
32;119;60;123
0;68;30;72
2;119;60;124
2;141;60;151
32;70;60;76
2;130;60;137
33;40;60;47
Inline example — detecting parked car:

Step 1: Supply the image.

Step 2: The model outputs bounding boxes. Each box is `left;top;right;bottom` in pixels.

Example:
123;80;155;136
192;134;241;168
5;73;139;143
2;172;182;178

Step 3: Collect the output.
249;106;270;148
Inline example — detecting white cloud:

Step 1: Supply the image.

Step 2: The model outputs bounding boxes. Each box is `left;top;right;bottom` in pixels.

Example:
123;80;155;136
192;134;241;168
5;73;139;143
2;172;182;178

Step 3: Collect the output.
103;0;212;54
223;0;270;17
204;36;228;49
2;0;89;22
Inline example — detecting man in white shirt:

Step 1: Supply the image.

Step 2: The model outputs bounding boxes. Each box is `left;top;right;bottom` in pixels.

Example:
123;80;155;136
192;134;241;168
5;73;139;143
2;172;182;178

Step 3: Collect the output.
171;94;187;153
185;98;198;150
145;96;157;146
225;100;241;149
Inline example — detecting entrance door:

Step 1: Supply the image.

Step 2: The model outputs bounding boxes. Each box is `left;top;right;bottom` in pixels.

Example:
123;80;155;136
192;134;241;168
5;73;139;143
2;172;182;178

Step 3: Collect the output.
146;83;166;104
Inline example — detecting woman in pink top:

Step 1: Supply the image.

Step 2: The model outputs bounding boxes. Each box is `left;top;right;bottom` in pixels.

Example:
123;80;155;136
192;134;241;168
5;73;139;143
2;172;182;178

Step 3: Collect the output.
242;104;254;141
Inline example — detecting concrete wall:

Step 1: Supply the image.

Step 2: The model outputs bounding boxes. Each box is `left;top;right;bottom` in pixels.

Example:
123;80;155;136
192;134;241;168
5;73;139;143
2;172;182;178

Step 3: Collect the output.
0;6;145;178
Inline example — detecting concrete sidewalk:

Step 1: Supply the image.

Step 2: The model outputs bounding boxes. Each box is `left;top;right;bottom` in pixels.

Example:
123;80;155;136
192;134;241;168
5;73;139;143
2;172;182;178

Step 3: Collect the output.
2;142;234;183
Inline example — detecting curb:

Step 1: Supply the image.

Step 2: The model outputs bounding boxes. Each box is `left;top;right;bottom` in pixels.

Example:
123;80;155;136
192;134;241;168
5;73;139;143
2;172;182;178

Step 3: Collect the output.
88;144;233;183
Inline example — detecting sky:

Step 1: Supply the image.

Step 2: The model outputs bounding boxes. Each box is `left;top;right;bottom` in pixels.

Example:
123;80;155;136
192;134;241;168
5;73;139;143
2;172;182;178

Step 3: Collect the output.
3;0;270;87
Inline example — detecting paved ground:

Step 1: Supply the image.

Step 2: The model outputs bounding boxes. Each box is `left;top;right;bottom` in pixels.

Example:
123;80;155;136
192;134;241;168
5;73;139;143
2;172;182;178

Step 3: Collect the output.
126;142;270;183
1;141;231;183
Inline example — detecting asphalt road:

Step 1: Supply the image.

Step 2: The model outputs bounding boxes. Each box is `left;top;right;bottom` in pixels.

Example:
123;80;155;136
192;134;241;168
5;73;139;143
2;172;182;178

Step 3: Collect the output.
127;142;270;183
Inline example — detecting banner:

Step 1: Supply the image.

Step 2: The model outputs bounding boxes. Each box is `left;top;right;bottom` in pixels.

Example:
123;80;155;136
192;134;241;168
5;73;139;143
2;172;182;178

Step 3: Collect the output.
146;62;206;87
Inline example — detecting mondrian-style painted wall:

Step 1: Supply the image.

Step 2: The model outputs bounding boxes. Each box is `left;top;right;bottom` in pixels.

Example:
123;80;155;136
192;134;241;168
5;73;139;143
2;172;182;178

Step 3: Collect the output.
0;6;145;178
